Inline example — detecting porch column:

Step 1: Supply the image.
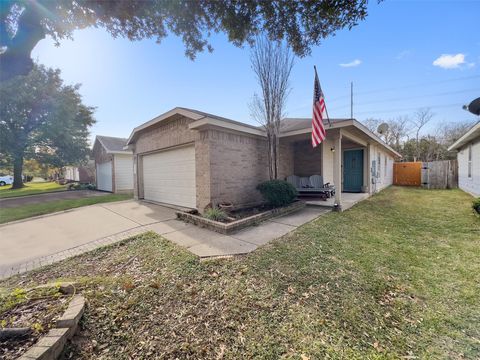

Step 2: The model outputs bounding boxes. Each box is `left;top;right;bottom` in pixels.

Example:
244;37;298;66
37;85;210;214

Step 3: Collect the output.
320;141;325;178
333;131;342;211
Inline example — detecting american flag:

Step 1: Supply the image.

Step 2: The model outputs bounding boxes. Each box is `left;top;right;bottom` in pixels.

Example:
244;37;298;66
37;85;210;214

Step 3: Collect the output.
312;67;329;147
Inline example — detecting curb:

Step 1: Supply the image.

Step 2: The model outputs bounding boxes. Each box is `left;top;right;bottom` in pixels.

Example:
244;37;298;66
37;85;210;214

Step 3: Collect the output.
0;189;68;201
18;294;85;360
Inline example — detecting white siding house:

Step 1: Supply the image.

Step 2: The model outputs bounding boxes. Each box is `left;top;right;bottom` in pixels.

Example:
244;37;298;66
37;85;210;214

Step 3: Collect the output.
448;122;480;197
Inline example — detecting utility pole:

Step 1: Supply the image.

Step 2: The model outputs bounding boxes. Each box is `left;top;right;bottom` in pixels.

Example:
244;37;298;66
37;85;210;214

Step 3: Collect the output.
350;81;353;119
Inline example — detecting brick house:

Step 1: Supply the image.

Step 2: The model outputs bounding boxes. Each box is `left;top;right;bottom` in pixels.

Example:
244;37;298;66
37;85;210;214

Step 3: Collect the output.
126;107;401;212
93;135;134;193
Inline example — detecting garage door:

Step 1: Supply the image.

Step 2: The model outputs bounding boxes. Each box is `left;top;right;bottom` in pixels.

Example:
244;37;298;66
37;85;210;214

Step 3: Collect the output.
142;146;196;208
114;155;134;191
96;161;113;192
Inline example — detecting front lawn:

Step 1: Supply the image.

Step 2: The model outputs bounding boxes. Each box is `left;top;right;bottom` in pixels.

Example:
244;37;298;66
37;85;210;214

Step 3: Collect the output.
0;181;66;199
0;194;132;224
1;187;478;358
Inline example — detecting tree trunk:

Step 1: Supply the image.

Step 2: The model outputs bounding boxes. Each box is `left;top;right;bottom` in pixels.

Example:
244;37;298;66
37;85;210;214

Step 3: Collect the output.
12;153;24;189
273;133;279;179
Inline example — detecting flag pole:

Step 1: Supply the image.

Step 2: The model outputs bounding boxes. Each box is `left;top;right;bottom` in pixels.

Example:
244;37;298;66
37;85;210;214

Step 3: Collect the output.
314;65;331;126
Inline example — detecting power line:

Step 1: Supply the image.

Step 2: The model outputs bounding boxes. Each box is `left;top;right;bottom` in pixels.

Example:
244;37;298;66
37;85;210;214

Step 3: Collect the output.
332;88;479;110
347;103;464;116
327;74;480;103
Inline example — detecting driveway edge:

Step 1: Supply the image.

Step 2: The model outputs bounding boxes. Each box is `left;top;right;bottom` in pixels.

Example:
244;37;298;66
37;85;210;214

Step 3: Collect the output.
0;199;134;227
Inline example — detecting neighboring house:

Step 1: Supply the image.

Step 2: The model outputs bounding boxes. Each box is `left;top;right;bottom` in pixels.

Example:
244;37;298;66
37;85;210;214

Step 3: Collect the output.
126;107;401;212
447;121;480;197
93;135;134;193
64;159;95;183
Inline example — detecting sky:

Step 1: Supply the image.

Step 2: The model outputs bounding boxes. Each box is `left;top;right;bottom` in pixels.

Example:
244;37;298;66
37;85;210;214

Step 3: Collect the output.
32;0;480;145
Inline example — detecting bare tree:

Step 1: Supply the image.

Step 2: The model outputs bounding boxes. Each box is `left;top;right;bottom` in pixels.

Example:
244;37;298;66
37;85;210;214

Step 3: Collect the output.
388;116;411;150
412;108;434;161
250;36;294;179
363;116;411;151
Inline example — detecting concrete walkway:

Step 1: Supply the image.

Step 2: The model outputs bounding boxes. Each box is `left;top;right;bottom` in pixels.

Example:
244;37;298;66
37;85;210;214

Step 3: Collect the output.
0;190;109;208
0;201;330;279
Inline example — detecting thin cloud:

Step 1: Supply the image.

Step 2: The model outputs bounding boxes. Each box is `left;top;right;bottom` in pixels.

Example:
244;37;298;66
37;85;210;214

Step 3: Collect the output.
339;59;362;68
396;49;412;60
433;53;466;69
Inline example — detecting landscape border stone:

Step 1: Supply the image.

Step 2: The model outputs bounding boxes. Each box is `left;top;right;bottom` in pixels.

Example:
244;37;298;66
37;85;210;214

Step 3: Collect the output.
176;200;306;234
17;294;85;360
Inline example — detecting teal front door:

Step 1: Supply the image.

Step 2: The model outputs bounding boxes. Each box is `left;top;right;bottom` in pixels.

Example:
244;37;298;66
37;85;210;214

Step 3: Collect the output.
343;149;364;192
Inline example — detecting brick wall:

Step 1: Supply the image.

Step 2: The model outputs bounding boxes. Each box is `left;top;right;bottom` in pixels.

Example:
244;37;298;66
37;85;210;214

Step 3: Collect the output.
134;115;196;155
93;142;113;164
207;129;269;210
195;131;212;211
278;140;294;180
293;140;322;177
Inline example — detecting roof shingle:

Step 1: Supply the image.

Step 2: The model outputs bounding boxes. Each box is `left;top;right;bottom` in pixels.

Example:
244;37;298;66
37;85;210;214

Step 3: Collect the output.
96;135;129;152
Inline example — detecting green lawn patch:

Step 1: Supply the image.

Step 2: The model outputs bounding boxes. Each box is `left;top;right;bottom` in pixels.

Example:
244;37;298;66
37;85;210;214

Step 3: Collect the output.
0;182;66;199
1;187;478;358
0;194;132;224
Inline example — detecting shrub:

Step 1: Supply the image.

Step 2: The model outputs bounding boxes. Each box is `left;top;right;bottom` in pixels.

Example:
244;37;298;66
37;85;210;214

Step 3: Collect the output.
256;179;298;207
204;207;228;222
473;198;480;214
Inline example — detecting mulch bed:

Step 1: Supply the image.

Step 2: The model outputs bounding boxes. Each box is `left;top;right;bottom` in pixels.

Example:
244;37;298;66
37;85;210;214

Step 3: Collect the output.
0;288;70;360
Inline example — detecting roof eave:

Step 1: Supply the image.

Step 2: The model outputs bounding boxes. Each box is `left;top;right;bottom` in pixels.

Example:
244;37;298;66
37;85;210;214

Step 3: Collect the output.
447;122;480;151
188;117;266;136
108;150;133;155
126;107;206;145
279;119;402;158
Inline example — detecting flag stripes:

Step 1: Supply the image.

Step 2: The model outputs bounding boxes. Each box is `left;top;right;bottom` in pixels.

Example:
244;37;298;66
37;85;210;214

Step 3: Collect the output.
312;67;328;147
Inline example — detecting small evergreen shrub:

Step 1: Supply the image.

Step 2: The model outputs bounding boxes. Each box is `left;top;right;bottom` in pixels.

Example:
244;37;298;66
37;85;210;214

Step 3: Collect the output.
204;207;228;222
256;179;298;208
473;198;480;214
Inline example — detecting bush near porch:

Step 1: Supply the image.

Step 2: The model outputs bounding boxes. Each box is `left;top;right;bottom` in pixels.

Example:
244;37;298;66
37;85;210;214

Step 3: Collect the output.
257;179;298;207
1;187;478;358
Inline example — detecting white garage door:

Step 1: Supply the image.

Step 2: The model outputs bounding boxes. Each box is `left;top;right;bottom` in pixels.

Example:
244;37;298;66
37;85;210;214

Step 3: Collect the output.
114;155;134;191
142;146;196;208
96;161;113;192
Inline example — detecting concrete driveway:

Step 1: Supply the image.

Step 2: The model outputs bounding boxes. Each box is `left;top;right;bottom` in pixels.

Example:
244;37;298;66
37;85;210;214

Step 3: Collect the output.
0;190;110;208
0;200;330;279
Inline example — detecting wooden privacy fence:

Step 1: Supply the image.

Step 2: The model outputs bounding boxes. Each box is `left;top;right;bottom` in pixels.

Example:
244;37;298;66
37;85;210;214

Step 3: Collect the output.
394;162;422;186
394;160;458;189
421;160;458;189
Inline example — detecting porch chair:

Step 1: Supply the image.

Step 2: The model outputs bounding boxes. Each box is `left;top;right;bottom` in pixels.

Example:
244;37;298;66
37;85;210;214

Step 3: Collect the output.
309;175;335;197
286;175;300;189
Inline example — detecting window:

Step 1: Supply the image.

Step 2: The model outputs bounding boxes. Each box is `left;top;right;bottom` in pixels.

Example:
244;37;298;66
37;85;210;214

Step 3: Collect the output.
468;143;472;178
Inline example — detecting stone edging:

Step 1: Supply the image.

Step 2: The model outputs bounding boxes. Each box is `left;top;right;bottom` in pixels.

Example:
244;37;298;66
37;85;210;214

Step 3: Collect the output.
18;294;85;360
176;201;306;234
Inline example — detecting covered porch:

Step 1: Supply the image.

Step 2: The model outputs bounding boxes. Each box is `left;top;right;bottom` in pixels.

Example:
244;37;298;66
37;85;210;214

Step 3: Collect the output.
279;124;373;211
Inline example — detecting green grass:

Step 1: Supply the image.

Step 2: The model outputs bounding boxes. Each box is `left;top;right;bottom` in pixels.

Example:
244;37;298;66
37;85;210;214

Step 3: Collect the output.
0;194;132;224
1;187;478;359
0;181;66;198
